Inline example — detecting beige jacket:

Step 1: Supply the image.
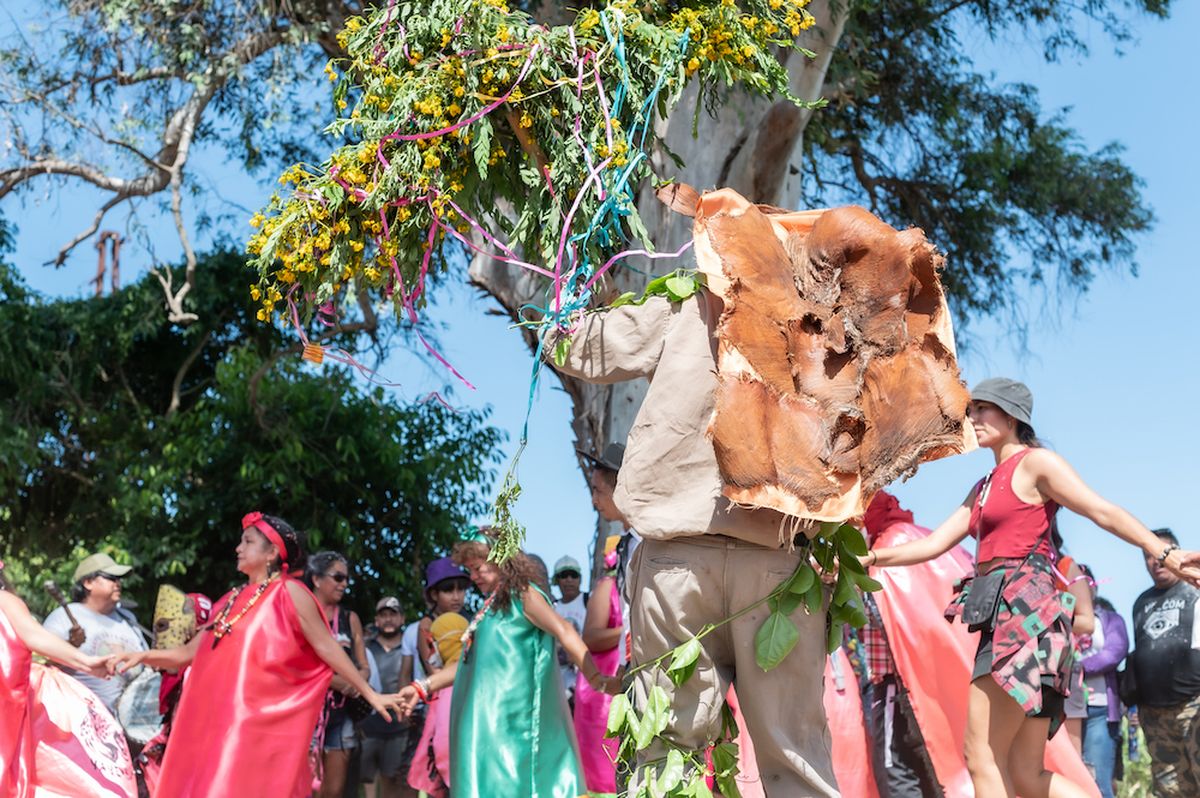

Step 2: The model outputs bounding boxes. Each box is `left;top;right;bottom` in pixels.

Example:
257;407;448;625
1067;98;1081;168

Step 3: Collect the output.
548;292;794;548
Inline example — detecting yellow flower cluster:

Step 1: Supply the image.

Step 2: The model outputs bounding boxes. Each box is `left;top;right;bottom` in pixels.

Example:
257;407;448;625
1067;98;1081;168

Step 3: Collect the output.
249;0;822;328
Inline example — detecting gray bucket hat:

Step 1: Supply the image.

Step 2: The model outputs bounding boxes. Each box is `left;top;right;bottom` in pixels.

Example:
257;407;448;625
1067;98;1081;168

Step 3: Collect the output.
971;378;1033;426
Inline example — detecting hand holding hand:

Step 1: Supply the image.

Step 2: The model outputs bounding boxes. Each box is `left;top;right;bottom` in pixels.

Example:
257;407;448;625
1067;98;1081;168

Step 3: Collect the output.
589;671;622;695
109;650;147;676
80;653;114;679
395;685;421;717
1164;549;1200;588
365;688;401;724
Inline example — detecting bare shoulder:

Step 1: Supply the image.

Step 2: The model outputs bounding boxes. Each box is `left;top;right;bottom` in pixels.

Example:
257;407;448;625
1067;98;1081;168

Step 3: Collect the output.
1022;447;1071;474
522;585;552;611
284;578;319;614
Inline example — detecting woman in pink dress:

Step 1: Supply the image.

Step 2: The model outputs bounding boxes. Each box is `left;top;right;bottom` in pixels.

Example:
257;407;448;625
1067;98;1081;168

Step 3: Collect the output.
112;512;400;798
0;562;137;798
575;534;628;796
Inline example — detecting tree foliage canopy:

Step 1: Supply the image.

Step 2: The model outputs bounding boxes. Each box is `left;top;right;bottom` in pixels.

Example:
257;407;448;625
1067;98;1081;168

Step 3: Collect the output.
0;0;1165;336
0;239;505;617
804;0;1158;325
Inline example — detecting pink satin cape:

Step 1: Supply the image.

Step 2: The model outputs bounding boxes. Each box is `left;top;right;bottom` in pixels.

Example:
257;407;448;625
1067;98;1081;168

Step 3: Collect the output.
865;521;1098;797
155;577;332;798
823;648;880;798
0;603;136;798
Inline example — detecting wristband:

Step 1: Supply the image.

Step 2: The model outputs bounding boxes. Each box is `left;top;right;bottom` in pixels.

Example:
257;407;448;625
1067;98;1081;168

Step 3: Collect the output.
1157;543;1180;564
410;679;428;702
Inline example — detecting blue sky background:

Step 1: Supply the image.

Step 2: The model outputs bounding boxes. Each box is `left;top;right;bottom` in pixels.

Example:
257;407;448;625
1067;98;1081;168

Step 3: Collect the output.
5;3;1198;624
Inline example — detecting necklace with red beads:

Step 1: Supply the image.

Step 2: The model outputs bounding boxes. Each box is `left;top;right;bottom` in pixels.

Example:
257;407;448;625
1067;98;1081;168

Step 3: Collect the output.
210;574;277;648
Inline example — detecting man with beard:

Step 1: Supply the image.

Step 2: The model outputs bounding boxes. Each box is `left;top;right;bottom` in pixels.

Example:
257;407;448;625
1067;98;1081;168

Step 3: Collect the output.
360;597;411;798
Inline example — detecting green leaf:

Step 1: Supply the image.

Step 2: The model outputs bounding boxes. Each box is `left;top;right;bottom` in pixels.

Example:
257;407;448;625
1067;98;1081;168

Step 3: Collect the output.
646;685;671;738
804;578;824;614
609;291;638;308
687;770;714;798
786;563;816;595
665;274;697;301
833;571;858;608
552;336;571;368
629;703;652;751
666;638;702;687
606;692;630;737
835;524;869;556
778;590;804;616
656;749;686;794
827;619;845;653
754;610;799;671
712;742;742;797
852;572;883;593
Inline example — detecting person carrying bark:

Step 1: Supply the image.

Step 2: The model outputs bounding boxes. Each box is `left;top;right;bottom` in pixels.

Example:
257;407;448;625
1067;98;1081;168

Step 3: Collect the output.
546;186;976;796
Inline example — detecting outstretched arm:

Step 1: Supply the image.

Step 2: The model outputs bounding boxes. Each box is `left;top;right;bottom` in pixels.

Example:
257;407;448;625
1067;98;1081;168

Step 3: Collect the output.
867;494;974;568
287;581;400;721
1029;450;1200;585
523;586;620;694
0;591;110;677
113;636;200;674
396;659;459;716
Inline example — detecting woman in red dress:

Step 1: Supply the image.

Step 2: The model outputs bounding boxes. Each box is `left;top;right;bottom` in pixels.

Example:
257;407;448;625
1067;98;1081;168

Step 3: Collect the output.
0;562;136;798
113;513;400;798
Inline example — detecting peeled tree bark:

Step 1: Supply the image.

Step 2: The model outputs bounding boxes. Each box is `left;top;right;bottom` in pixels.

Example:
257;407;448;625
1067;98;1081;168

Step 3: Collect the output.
468;2;848;559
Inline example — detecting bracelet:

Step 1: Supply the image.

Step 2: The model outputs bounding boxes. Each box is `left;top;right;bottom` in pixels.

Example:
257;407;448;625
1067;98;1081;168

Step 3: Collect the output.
1157;543;1180;564
410;679;428;702
868;550;878;567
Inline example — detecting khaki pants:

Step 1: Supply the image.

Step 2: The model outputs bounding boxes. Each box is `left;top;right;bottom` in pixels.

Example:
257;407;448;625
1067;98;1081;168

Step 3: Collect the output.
629;536;839;797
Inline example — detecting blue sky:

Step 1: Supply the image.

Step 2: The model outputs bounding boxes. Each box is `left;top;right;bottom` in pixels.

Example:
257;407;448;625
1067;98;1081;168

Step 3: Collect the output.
5;3;1198;623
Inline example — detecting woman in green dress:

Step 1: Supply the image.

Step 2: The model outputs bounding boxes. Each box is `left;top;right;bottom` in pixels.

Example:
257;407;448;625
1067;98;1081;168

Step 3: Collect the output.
398;530;620;797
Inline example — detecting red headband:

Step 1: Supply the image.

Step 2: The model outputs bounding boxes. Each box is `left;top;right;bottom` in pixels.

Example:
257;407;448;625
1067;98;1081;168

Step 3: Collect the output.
242;512;288;570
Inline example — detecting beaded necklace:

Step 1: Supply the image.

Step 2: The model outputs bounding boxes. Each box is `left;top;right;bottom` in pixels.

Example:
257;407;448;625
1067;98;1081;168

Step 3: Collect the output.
210;574;277;649
459;592;496;657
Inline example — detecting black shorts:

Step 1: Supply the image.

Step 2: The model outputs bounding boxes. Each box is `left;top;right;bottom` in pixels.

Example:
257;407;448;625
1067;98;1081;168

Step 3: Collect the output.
972;631;1065;720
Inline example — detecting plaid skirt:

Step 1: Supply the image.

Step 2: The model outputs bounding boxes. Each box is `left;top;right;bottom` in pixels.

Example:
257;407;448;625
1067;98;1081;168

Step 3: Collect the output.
946;554;1078;735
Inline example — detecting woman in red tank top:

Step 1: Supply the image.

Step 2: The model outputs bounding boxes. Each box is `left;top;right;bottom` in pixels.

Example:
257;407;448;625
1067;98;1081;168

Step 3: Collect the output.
865;378;1200;798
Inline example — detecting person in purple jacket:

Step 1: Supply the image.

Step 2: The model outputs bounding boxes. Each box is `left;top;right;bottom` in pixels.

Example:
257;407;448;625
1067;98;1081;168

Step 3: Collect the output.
1076;564;1130;798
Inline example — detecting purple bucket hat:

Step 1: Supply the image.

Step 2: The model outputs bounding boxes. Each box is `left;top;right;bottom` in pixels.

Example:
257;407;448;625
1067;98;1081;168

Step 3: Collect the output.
425;557;468;594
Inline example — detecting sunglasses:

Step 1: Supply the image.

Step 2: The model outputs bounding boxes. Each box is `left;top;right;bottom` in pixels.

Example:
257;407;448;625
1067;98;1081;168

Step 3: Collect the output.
322;572;349;584
556;571;581;580
96;573;123;583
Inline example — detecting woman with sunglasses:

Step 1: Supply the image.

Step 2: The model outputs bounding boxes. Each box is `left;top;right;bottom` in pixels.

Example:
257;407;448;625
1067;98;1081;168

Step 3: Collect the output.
111;513;401;798
304;551;370;798
864;378;1200;798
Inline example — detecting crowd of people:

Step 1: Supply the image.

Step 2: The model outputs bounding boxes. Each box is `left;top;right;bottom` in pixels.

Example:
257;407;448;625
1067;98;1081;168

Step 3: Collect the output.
2;376;1200;798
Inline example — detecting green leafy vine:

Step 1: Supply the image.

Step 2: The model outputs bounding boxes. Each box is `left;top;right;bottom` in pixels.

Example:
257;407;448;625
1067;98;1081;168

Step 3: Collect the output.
607;522;877;796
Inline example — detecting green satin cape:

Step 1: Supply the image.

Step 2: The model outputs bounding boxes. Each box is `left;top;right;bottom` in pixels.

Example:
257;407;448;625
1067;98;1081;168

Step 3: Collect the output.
449;588;586;797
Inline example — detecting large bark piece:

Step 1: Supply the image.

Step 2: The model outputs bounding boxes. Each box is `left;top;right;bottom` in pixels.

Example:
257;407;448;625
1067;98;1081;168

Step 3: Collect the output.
693;191;972;521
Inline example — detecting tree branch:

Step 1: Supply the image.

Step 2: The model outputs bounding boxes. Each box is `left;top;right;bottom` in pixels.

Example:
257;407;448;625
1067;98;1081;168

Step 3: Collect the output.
166;329;212;416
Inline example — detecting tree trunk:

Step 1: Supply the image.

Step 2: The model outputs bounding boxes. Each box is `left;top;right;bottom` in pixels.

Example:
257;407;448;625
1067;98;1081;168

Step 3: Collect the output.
468;4;848;567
